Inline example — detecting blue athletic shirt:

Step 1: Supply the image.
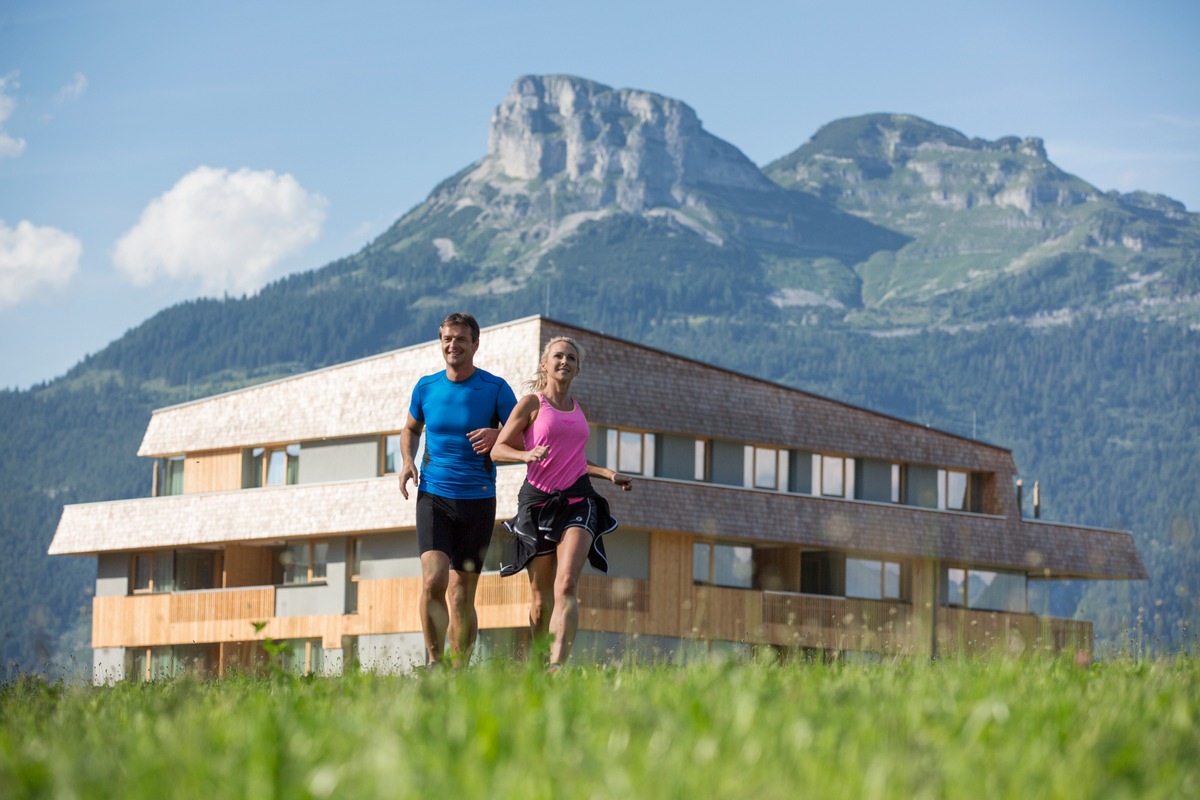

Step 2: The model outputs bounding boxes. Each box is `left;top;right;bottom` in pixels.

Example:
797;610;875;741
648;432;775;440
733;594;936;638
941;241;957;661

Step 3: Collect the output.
409;368;518;499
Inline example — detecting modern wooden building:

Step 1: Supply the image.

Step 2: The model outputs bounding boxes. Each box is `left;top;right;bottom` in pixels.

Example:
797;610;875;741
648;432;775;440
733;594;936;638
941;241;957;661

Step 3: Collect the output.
50;316;1146;682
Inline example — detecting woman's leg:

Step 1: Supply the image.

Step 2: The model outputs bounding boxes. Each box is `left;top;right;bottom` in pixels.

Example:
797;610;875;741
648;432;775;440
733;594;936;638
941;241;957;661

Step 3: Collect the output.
526;554;556;659
548;527;593;666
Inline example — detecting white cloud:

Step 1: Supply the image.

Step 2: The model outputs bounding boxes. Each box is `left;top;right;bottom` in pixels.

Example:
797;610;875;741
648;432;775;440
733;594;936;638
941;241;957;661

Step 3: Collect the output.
113;166;328;295
54;72;89;104
0;219;83;308
0;132;25;159
0;74;25;160
0;75;16;123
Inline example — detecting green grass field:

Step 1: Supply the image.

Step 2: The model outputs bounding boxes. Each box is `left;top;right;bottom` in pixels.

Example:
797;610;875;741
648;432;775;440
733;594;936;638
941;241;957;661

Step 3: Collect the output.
2;656;1196;799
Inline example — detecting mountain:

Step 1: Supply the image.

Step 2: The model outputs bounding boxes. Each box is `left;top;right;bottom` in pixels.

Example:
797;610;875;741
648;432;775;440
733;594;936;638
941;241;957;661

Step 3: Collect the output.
765;113;1200;326
3;75;1197;676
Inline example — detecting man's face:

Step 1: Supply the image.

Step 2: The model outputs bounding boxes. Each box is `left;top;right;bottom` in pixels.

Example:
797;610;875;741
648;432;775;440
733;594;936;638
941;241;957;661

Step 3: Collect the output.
439;324;479;370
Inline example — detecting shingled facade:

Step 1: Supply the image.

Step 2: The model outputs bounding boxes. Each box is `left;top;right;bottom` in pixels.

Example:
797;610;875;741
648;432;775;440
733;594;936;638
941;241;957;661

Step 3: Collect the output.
50;316;1146;682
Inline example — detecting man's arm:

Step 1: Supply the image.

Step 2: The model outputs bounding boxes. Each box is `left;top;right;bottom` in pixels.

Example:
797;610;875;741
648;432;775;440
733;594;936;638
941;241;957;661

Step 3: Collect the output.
398;412;424;500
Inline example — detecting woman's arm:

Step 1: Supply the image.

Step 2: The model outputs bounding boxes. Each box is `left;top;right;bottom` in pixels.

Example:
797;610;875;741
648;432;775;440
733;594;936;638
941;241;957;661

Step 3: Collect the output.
586;460;633;491
490;394;548;464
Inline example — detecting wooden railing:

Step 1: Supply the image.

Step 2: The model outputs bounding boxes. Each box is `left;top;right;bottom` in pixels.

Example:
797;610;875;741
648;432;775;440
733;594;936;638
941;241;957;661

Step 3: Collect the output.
937;607;1093;656
94;587;278;648
92;581;1091;659
758;592;913;654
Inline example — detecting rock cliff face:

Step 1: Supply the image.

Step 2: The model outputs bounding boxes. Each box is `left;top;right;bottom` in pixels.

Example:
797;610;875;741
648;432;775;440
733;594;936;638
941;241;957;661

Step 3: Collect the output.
360;78;1197;325
766;114;1100;226
487;75;776;212
379;76;905;289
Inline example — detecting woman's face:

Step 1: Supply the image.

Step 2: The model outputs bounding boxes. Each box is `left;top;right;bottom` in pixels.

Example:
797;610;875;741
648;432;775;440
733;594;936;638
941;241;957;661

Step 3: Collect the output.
542;340;580;383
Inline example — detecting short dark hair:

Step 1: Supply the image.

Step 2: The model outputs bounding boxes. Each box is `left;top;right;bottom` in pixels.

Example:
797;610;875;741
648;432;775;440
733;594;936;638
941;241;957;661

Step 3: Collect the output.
439;312;480;342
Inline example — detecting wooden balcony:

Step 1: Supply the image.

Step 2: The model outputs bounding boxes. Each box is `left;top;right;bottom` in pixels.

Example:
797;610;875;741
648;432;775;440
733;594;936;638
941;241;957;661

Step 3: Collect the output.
92;580;1092;659
937;607;1093;656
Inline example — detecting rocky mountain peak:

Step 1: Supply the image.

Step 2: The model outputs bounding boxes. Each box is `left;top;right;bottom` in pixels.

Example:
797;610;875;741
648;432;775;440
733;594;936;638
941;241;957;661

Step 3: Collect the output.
766;113;1099;220
486;74;775;211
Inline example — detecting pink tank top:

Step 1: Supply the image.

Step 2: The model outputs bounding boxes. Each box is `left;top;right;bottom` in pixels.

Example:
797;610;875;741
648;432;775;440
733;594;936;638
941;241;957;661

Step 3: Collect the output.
523;393;589;493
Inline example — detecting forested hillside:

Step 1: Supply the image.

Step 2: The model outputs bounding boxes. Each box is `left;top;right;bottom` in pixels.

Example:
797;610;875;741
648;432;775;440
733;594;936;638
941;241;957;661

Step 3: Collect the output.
3;76;1197;675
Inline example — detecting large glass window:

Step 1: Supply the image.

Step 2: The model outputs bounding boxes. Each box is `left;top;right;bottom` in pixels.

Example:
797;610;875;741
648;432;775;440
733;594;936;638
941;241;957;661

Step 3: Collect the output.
128;644;217;682
244;444;300;488
242;447;265;488
800;551;845;596
279;541;328;585
710;440;744;486
693;542;753;589
280;639;324;677
754;447;781;490
856;459;900;504
382;434;401;475
607;429;655;476
943;469;968;511
846;558;904;600
132;552;175;594
905;465;939;509
132;549;218;594
813;454;854;498
943;568;1027;612
655;434;701;481
161;456;185;496
175;550;217;591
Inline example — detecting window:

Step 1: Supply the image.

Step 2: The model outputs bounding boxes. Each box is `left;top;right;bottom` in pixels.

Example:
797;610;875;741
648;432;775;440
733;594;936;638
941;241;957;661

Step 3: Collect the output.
801;551;845;596
939;469;980;511
381;434;401;475
856;459;901;503
606;429;655;476
128;644;217;682
940;469;967;510
175;550;218;591
812;454;855;498
132;549;219;594
905;465;939;508
160;456;185;496
132;552;175;594
278;541;328;585
280;639;324;676
242;448;265;488
693;541;753;589
943;568;1027;612
243;444;300;488
788;450;813;494
348;538;362;580
710;439;744;486
655;434;704;481
753;447;785;490
845;558;905;600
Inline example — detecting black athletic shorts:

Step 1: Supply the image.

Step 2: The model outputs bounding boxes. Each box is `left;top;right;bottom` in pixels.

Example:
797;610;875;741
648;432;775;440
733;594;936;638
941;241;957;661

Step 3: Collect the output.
416;491;496;574
530;497;600;558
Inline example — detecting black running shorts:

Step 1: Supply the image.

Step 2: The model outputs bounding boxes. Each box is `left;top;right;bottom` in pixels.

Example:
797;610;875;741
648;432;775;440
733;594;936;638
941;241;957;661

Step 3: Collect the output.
416;492;496;573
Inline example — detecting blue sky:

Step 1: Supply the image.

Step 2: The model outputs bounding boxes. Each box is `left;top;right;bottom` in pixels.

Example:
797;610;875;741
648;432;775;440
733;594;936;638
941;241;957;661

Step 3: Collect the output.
2;0;1197;389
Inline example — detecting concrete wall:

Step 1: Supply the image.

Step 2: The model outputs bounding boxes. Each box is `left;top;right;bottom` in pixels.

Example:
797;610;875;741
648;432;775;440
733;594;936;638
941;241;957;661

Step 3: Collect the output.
358;532;421;579
299;436;379;484
96;553;129;597
276;538;349;617
358;633;426;674
584;528;649;580
93;647;125;685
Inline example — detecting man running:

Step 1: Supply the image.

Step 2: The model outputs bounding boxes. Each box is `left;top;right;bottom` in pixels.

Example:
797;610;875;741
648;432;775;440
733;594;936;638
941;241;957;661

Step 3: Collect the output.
398;312;518;668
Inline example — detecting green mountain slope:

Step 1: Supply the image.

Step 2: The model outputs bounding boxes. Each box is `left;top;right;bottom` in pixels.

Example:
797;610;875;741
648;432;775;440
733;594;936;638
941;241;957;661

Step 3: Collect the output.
3;78;1197;675
765;113;1200;327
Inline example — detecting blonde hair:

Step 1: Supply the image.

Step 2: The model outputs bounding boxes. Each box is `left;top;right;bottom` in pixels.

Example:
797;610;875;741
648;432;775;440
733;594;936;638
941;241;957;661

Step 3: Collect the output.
523;336;584;393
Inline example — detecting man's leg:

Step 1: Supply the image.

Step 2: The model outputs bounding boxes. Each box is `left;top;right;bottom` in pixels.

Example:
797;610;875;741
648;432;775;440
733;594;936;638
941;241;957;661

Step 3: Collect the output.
419;550;451;666
446;569;481;667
